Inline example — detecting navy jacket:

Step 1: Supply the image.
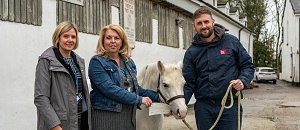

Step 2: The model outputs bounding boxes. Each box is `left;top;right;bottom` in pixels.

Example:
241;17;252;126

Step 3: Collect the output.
89;55;160;112
183;25;254;104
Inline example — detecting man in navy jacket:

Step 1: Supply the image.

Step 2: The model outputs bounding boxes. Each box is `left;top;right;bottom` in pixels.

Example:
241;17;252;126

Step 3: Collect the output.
183;6;254;130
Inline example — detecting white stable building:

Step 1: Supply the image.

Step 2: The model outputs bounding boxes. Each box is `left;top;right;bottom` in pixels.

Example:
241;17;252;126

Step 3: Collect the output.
281;0;300;84
0;0;253;129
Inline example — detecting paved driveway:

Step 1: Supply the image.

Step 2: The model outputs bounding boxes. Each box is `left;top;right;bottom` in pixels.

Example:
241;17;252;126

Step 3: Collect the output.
162;80;300;130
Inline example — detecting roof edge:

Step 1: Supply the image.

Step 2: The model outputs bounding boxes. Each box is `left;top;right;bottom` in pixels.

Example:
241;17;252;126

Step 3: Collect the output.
198;0;254;34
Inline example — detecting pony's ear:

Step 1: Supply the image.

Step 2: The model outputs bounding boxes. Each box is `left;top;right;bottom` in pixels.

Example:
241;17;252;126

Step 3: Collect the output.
177;60;183;69
157;61;165;72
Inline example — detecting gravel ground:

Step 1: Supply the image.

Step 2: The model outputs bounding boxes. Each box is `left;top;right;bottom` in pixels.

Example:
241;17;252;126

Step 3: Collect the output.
162;80;300;130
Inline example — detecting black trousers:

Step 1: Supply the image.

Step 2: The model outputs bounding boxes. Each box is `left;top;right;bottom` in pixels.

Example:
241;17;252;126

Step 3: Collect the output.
80;110;89;130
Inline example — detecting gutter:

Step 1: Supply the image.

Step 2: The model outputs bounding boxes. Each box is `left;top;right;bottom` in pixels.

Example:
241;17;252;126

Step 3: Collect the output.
198;0;254;34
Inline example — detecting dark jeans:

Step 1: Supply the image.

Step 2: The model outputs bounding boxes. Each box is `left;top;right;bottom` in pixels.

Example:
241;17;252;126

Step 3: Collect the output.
194;99;243;130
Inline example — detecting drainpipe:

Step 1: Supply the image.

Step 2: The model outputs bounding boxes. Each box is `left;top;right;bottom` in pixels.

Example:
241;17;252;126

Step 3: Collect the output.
291;47;294;85
239;21;247;41
299;17;300;84
248;32;252;53
238;27;244;41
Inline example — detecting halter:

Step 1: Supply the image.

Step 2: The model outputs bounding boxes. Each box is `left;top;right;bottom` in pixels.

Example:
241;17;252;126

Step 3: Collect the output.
157;74;185;104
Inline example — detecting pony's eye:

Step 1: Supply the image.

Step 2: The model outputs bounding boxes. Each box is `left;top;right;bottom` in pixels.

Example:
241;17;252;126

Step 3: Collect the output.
163;83;169;88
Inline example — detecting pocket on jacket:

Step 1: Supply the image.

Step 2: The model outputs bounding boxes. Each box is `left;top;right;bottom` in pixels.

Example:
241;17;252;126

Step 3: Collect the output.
104;65;119;83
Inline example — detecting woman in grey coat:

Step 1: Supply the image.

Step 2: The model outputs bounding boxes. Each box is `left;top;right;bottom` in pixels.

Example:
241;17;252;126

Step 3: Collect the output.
34;21;91;130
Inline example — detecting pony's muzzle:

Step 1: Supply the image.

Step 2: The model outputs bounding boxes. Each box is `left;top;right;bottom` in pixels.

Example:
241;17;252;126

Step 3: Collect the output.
173;107;187;119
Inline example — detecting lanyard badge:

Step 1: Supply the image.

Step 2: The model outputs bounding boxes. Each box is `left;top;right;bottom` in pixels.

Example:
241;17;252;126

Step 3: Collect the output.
77;94;83;104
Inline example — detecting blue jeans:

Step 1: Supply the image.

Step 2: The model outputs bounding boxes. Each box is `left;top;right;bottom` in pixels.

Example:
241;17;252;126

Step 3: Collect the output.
194;99;243;130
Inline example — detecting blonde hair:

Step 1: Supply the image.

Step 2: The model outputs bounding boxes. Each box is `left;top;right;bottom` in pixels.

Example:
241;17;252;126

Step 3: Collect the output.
96;24;131;61
52;21;79;50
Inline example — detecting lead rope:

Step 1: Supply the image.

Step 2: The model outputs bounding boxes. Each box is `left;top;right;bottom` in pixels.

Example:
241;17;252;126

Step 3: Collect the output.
209;83;241;130
182;119;194;130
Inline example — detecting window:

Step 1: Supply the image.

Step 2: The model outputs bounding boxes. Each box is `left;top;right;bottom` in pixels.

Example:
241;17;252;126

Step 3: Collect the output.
0;0;42;26
182;16;195;49
157;4;179;48
57;0;111;34
261;69;275;72
135;0;152;43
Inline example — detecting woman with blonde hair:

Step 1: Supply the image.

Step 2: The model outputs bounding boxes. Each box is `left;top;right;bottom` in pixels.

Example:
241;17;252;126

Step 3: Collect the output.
34;21;91;130
88;24;159;130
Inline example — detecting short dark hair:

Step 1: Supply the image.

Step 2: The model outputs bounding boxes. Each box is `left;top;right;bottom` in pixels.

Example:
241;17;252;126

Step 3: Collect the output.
193;6;213;19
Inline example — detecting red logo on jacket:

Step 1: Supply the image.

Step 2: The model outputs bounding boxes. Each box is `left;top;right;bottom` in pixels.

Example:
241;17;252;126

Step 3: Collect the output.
220;49;233;54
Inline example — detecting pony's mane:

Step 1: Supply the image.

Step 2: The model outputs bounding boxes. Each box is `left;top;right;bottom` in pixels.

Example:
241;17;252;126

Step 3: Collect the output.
138;63;160;91
138;62;181;91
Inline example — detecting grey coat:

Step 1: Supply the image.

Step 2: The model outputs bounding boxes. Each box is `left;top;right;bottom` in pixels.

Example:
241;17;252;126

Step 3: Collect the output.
34;47;91;130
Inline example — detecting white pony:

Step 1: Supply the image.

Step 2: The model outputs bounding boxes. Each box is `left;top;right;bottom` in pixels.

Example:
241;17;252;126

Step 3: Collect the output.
136;61;187;130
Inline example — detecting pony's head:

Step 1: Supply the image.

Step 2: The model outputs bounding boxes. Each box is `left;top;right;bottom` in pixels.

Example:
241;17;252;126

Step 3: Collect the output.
157;61;187;119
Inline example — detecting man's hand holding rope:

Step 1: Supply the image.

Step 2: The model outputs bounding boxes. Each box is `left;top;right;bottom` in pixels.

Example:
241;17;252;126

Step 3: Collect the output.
230;79;244;91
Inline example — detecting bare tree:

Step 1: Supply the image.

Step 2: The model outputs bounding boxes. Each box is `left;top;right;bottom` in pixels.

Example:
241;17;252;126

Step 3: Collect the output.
273;0;287;73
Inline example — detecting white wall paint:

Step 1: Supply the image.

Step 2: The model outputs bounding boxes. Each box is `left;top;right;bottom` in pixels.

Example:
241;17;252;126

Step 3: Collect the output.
0;0;57;129
282;1;300;82
131;19;185;71
0;0;253;129
0;2;185;129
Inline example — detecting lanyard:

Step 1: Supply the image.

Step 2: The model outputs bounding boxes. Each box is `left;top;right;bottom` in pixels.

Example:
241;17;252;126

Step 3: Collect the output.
62;56;78;94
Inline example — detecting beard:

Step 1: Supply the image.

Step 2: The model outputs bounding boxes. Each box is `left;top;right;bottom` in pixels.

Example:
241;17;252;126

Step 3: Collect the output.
198;27;213;38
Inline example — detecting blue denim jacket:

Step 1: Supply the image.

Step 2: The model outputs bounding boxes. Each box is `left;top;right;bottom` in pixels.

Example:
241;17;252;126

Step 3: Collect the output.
88;55;159;112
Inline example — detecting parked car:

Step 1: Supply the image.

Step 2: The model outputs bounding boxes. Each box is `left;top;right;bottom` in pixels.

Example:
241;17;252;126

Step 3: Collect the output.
253;67;277;84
